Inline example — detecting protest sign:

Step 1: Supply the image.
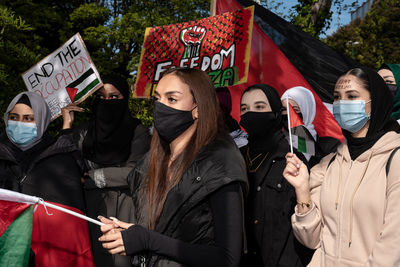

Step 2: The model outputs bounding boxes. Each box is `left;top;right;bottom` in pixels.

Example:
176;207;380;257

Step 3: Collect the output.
22;33;102;120
134;6;254;97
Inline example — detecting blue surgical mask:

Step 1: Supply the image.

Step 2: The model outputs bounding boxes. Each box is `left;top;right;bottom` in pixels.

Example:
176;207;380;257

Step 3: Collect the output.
6;120;38;146
333;100;371;133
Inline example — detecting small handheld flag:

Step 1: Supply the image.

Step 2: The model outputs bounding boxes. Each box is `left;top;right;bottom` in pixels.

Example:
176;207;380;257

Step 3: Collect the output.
286;96;315;157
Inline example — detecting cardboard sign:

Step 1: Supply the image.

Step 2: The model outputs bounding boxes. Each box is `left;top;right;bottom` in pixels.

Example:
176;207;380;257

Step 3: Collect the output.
134;6;254;97
22;33;102;119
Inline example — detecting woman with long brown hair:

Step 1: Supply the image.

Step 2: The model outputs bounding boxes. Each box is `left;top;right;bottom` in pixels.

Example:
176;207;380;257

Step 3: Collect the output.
98;68;247;267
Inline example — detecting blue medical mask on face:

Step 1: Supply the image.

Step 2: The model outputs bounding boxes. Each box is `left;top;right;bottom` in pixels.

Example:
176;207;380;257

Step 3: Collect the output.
333;100;371;133
6;120;38;146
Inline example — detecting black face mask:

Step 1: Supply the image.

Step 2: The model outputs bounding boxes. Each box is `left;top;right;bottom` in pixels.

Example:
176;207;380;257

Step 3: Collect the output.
282;112;303;131
153;101;196;143
387;84;398;97
240;111;280;138
95;99;126;125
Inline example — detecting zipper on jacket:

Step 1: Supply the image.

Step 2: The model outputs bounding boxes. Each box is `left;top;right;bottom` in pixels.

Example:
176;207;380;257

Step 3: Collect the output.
19;175;27;184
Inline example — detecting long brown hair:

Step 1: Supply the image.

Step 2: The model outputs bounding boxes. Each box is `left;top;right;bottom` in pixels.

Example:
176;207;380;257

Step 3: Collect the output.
146;68;226;229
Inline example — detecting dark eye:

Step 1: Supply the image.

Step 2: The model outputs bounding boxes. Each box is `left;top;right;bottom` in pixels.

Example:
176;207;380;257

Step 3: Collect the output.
8;115;18;121
111;94;120;99
25;116;35;122
348;95;358;99
151;95;160;102
96;94;105;99
333;95;340;100
255;104;266;110
168;97;177;103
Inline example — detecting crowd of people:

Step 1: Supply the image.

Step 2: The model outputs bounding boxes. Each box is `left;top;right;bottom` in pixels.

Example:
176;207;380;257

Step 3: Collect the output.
1;65;400;267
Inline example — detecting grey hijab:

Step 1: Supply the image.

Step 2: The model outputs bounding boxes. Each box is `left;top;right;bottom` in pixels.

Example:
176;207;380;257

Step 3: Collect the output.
4;92;51;151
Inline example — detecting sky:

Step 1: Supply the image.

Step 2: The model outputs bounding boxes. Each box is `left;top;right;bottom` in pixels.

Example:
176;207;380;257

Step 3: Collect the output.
265;0;364;38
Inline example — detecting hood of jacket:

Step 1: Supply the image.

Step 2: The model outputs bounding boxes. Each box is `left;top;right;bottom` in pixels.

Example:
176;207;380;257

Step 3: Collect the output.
337;131;400;162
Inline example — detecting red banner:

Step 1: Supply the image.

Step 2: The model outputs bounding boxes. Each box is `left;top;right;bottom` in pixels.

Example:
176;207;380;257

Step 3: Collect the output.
216;0;344;141
134;6;254;97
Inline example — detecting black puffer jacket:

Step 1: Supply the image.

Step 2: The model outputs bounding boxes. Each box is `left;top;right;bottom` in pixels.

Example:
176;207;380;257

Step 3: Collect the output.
127;137;248;267
0;132;85;211
240;138;314;267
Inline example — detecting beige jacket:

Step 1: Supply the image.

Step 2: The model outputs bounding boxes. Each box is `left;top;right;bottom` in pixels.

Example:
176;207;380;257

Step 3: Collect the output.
292;131;400;267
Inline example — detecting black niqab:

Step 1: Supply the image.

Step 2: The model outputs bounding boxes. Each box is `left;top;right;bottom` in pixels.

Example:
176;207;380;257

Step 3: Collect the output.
242;84;285;156
344;67;399;160
82;75;140;165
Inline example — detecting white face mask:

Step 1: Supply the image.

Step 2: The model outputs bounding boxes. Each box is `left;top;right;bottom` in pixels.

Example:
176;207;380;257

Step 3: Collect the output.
333;100;371;133
6;120;38;146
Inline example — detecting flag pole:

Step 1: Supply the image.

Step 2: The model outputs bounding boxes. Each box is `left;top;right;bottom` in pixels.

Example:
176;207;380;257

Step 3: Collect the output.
42;201;104;226
0;188;104;226
286;96;293;154
210;0;216;16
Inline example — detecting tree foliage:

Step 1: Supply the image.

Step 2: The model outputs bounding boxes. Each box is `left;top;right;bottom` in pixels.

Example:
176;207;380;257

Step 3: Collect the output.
0;6;39;126
260;0;361;38
0;0;210;130
325;0;400;68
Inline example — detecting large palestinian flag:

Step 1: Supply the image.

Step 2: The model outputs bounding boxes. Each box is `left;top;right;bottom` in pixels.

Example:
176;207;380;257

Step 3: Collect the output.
0;198;95;267
216;0;361;141
0;201;32;266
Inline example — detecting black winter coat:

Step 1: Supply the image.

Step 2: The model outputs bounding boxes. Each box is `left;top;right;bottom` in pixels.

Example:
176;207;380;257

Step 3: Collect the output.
66;122;151;267
240;138;314;267
0;133;85;211
127;137;248;267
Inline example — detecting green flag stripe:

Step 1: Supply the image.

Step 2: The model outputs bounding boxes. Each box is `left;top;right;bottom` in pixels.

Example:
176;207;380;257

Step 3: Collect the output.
297;136;307;153
74;78;100;101
0;206;33;266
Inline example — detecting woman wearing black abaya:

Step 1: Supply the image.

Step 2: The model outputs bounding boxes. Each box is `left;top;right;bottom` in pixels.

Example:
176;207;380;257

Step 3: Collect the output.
62;75;151;267
239;84;313;267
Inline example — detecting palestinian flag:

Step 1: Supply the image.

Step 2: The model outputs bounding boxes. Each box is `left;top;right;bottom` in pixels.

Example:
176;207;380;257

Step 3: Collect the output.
216;0;362;142
0;201;33;266
31;202;95;267
66;68;100;102
287;101;315;156
0;188;95;267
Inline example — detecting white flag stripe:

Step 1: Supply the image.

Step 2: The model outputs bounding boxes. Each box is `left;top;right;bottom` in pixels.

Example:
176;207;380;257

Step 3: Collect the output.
74;73;98;93
0;188;104;226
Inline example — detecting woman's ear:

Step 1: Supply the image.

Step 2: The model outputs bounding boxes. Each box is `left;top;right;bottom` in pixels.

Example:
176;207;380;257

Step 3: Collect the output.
193;106;198;119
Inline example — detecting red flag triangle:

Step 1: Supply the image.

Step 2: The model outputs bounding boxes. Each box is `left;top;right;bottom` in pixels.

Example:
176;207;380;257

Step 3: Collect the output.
0;200;30;236
66;87;78;102
288;103;304;128
216;0;344;142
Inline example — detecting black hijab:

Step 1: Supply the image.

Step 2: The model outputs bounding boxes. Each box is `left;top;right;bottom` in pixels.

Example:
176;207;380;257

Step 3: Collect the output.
241;84;285;155
344;67;399;160
216;86;240;132
82;75;140;166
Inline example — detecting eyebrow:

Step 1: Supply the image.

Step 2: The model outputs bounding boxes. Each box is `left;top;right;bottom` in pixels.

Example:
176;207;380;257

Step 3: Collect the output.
344;90;359;94
165;91;183;95
254;101;268;105
382;75;395;79
9;113;34;116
